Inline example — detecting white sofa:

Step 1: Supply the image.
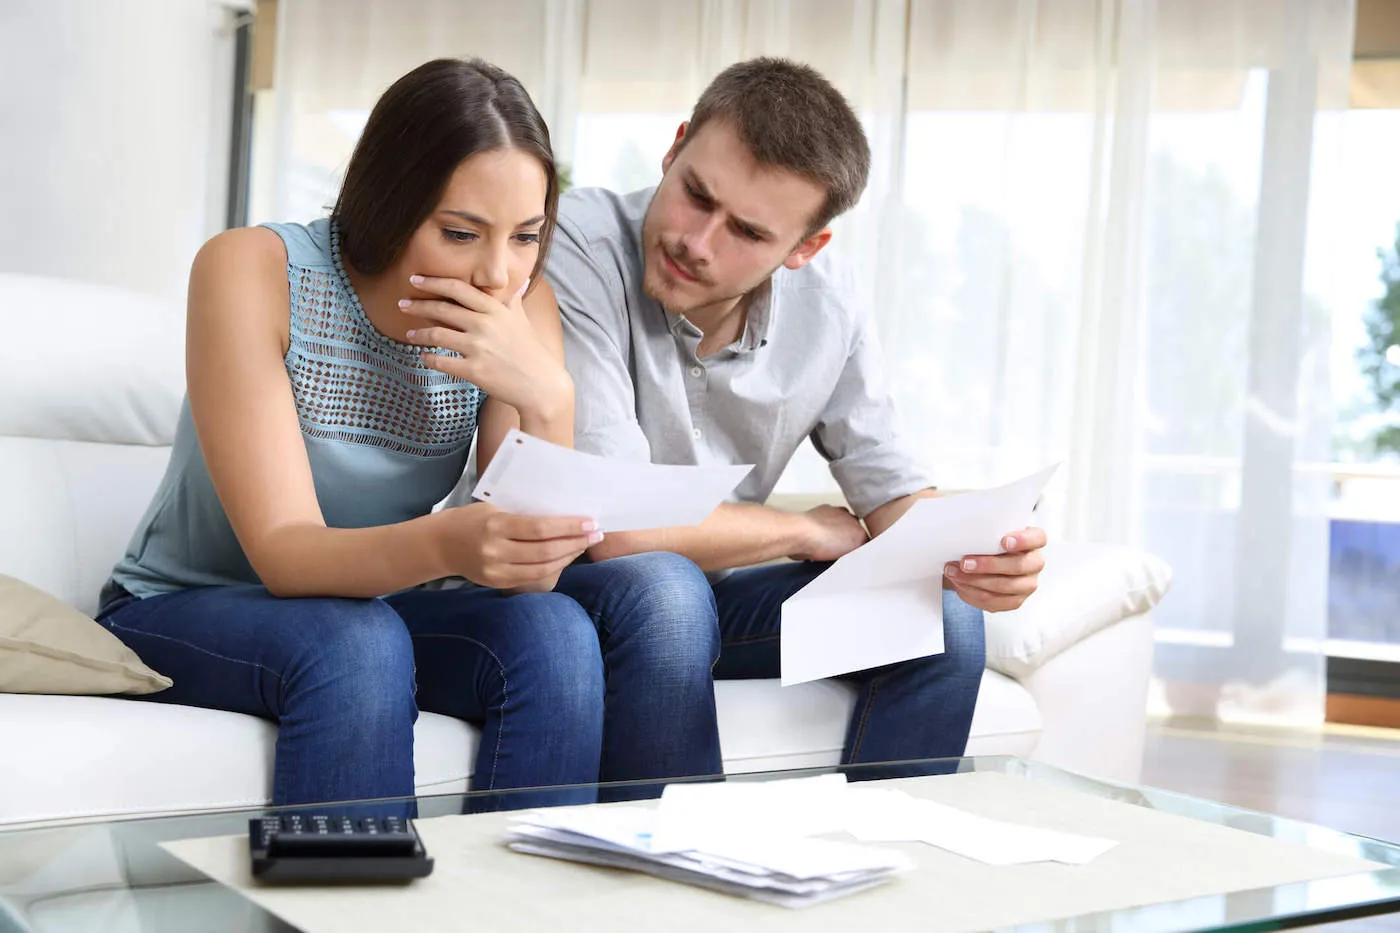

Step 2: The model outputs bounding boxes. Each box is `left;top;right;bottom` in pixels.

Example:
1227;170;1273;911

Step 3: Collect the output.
0;273;1172;827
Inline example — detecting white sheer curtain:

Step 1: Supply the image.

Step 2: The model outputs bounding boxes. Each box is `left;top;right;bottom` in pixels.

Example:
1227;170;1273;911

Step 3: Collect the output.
262;0;1356;723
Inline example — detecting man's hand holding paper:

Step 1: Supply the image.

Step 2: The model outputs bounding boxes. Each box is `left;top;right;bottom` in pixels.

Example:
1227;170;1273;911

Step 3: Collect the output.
780;465;1059;685
942;524;1048;613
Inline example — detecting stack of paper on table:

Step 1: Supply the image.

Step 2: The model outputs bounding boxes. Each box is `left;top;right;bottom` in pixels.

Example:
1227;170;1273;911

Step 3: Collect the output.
505;774;1116;908
507;806;912;908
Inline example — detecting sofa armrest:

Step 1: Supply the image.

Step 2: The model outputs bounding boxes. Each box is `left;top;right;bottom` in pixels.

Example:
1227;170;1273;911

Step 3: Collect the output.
985;541;1171;679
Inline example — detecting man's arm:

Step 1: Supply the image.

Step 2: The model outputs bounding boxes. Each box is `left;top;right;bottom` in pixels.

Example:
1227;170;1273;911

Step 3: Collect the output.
588;501;868;573
863;488;939;539
810;306;1048;611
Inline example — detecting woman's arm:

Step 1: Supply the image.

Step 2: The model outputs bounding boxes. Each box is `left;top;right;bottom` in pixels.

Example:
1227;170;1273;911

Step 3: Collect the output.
188;230;591;598
186;228;468;598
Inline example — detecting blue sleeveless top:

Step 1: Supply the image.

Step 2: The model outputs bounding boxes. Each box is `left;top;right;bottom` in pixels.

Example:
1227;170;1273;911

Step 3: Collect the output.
105;219;486;602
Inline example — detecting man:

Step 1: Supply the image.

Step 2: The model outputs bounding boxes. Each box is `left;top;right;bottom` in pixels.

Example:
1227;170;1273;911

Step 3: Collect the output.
546;57;1046;781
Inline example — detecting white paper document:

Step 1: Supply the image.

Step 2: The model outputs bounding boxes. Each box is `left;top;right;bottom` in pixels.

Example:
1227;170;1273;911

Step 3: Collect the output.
843;787;1118;866
780;463;1059;685
471;429;752;532
650;774;850;852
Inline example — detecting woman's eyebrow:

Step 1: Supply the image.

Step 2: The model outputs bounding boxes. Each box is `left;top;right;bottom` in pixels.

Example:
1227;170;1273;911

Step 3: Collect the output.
438;209;545;228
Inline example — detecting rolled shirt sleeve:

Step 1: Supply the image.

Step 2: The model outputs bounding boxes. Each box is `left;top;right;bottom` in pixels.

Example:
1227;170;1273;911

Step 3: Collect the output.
811;312;934;517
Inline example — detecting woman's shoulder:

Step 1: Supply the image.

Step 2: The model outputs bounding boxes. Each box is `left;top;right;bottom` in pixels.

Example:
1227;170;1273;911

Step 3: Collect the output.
188;226;294;339
257;218;333;269
194;225;289;276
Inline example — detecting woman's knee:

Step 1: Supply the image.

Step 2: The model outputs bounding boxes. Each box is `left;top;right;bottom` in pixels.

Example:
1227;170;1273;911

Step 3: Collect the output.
290;598;417;712
493;592;606;702
594;553;719;664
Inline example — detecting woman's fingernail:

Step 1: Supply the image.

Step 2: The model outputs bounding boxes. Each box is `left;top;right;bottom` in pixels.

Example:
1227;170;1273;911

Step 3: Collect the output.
1004;535;1017;549
517;277;531;297
405;329;417;339
409;274;424;286
398;298;411;309
944;563;957;576
588;531;605;545
962;558;977;572
582;520;599;532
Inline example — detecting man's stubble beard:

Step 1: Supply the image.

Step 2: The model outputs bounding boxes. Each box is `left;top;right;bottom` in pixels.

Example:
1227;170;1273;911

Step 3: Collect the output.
639;189;790;319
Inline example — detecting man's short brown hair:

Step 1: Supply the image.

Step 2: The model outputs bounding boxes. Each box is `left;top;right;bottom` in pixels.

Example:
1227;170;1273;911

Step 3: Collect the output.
682;57;871;233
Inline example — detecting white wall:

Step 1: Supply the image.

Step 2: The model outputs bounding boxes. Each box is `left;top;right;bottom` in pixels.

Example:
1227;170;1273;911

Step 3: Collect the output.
0;0;237;302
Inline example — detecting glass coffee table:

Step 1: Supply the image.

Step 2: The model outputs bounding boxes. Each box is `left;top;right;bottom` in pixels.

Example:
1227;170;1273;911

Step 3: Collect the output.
2;757;1398;933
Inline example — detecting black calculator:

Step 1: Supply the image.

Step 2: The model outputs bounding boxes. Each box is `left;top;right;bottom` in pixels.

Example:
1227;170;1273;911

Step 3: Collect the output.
249;814;434;883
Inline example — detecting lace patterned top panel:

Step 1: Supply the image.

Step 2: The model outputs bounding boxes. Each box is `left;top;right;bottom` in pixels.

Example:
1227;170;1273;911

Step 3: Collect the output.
282;225;484;459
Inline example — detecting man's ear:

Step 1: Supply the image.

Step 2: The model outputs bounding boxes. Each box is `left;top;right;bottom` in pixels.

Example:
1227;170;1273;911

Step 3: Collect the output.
783;227;833;271
661;122;689;174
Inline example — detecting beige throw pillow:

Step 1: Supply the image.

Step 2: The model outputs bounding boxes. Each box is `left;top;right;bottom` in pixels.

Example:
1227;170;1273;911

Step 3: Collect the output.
0;575;171;695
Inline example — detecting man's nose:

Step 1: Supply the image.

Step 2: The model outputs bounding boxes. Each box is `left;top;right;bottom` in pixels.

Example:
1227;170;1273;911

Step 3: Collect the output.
680;213;724;265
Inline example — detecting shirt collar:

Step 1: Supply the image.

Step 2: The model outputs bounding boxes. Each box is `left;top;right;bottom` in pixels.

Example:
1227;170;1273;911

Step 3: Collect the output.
664;278;774;353
736;278;773;353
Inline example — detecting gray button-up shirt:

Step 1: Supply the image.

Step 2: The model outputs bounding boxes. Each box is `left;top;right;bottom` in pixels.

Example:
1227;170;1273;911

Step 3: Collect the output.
546;186;932;517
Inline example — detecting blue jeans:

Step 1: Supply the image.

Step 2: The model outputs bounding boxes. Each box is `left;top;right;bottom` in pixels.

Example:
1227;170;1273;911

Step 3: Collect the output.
712;562;987;771
96;552;715;809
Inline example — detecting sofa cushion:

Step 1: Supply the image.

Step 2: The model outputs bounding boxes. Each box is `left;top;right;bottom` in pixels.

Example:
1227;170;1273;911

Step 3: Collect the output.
0;273;184;446
985;541;1172;678
0;438;173;617
0;670;1040;826
716;670;1041;773
0;695;480;826
0;576;170;696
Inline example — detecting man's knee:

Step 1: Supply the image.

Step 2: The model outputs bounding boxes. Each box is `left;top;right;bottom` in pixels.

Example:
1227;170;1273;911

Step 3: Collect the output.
942;591;988;676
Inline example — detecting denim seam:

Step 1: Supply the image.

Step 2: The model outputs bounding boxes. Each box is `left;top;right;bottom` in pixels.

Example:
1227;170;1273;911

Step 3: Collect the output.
410;633;507;792
847;675;884;763
103;621;286;686
587;609;618;774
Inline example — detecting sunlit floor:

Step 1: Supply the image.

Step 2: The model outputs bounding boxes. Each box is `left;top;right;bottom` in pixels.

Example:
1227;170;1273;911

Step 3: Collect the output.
1141;717;1400;931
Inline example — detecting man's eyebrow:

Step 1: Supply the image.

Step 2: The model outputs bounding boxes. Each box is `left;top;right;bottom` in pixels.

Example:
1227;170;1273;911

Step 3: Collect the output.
685;170;715;202
438;209;546;228
684;170;776;240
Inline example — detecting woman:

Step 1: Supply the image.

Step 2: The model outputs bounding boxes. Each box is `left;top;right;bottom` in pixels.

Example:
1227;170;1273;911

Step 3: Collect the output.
96;59;721;809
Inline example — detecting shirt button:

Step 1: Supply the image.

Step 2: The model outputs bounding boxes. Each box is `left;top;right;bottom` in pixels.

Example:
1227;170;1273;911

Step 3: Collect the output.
692;428;703;440
690;366;703;377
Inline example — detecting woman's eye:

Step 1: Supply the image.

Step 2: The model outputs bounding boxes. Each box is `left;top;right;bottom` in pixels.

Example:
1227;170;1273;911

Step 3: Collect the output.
443;229;477;243
515;232;541;245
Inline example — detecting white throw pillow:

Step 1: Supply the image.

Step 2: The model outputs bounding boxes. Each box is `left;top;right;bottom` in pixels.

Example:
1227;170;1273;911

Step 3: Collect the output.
984;542;1172;678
